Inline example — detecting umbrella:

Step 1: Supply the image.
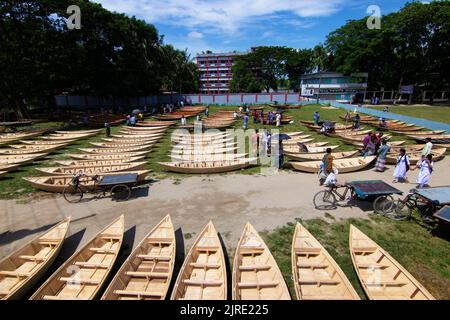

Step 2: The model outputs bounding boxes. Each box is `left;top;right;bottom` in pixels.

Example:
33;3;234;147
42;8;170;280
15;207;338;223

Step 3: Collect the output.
272;133;292;140
132;109;141;115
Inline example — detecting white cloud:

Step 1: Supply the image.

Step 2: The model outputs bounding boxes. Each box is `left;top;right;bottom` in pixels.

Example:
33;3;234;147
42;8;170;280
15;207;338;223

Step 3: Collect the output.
188;31;204;39
94;0;345;34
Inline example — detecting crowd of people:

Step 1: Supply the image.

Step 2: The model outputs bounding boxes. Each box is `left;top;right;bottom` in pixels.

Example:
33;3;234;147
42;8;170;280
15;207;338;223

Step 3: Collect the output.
233;106;283;130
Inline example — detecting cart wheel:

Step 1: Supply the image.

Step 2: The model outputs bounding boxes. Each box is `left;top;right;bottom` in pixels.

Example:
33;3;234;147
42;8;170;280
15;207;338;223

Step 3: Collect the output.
373;195;394;214
111;184;131;202
63;185;84;203
384;200;411;221
313;190;337;210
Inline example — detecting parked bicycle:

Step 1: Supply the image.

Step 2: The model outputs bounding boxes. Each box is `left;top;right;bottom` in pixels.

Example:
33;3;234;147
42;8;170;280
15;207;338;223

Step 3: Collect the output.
63;171;135;203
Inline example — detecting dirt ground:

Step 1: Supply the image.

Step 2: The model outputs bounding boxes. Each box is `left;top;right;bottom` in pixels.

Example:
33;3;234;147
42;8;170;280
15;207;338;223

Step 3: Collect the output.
1;156;449;261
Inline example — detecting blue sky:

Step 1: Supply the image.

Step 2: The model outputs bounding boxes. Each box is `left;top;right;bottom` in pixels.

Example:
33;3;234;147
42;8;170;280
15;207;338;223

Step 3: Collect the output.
93;0;413;57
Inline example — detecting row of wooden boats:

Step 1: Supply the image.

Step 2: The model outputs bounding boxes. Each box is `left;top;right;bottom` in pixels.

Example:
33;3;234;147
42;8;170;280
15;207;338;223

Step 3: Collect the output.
1;216;434;300
154;107;206;121
22;126;167;192
0;130;44;146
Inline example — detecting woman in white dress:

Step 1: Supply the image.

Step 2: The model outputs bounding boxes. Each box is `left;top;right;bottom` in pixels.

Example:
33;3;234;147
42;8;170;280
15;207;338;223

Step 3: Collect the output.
393;148;410;183
414;154;434;188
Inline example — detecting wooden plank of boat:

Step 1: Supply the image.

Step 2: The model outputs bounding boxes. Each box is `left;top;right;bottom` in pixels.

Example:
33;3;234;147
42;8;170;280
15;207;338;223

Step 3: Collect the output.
391;130;446;136
101;215;175;300
407;135;450;144
119;130;167;136
19;139;77;146
121;126;168;131
292;223;359;300
30;215;124;300
0;218;70;300
89;142;155;149
283;139;315;145
136;121;177;127
67;152;148;160
233;223;290;300
56;157;145;166
284;145;340;154
55;129;102;135
4;144;68;154
0;153;48;165
0;163;25;172
0;131;44;142
102;136;163;143
111;134;165;140
42;133;98;140
291;156;376;173
159;158;256;174
286;151;359;162
386;148;447;165
170;153;248;162
23;171;150;193
173;138;235;146
171;147;239;155
349;225;435;300
79;146;153;154
389;145;424;152
173;143;238;151
36;162;147;176
385;126;424;132
171;221;226;300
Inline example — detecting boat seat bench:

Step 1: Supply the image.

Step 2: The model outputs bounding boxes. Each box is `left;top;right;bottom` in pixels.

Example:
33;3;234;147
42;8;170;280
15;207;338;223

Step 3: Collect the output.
125;271;168;279
74;262;110;269
182;279;223;287
114;290;163;298
238;281;279;289
190;262;221;269
59;277;101;285
0;270;32;277
137;255;171;261
238;265;271;271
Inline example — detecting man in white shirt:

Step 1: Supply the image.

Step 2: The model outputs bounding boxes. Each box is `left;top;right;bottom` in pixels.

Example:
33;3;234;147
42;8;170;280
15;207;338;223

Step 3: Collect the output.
422;138;433;158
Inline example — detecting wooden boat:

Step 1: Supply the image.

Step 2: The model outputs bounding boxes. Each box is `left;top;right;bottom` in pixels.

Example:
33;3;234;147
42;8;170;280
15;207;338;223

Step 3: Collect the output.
102;215;175;300
119;129;167;136
120;126;168;132
171;221;226;300
1;144;67;154
233;223;290;300
343;139;404;148
55;158;144;166
79;146;153;154
286;151;359;162
0;163;24;172
19;139;77;146
391;130;446;136
159;158;256;174
0;218;71;300
55;129;102;135
31;216;124;300
171;147;239;156
9;143;69;150
67;152;148;161
174;138;235;147
42;133;96;140
282;139;315;146
101;136;162;143
111;134;165;140
136;121;177;127
338;135;392;144
389;145;424;152
0;171;6;178
89;142;155;149
291;156;376;173
171;153;248;162
0;131;44;144
23;171;150;193
408;135;450;144
284;145;340;154
36;162;147;175
292;223;359;300
349;225;435;300
285;132;304;137
386;148;447;165
0;153;48;165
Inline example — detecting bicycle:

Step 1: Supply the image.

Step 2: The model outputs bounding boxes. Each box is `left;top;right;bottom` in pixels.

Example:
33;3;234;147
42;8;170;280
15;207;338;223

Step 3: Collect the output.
384;190;440;222
313;184;356;210
63;171;132;203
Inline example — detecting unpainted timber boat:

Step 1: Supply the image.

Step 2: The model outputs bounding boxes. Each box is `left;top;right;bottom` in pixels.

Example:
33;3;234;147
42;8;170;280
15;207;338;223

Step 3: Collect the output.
386;148;447;165
285;151;359;162
284;145;340;154
171;147;239;155
101;137;162;144
349;225;435;300
55;158;144;166
233;223;290;300
102;215;176;300
0;153;48;165
79;146;153;153
30;215;124;300
0;171;6;178
292;223;360;300
19;139;77;146
89;142;155;149
67;152;148;161
0;218;71;300
170;153;248;162
0;163;24;172
23;171;150;193
1;144;67;154
391;130;446;136
159;158;256;174
55;129;102;135
171;221;226;300
291;156;376;173
408;135;450;144
36;162;147;176
136;121;177;127
0;131;44;144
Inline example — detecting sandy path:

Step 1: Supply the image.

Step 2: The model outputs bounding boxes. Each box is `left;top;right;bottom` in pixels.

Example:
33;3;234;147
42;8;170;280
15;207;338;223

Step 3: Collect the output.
1;157;449;259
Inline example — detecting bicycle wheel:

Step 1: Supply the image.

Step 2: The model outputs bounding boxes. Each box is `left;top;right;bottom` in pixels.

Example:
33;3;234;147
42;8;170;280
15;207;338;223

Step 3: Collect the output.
373;195;394;214
384;200;411;221
313;190;337;210
111;185;131;202
63;185;84;203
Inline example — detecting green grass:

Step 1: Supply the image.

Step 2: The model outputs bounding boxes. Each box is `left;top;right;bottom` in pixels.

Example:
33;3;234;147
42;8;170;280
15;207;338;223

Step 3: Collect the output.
369;105;450;124
261;215;450;300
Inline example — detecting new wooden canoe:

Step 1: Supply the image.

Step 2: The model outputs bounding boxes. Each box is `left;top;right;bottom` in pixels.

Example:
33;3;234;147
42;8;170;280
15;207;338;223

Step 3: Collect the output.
233;223;290;300
0;218;70;300
89;142;155;149
30;215;124;300
0;131;44;144
1;144;67;154
349;225;435;300
159;158;256;174
386;148;447;165
54;129;102;135
173;138;236;147
391;130;446;136
101;136;162;144
171;147;239;156
42;133;97;140
0;163;24;172
291;223;359;300
284;145;340;154
111;134;165;140
79;146;153;153
171;221;226;300
36;162;147;176
172;144;238;152
170;153;248;162
120;127;168;133
0;171;6;178
19;139;77;146
56;158;144;166
23;171;150;193
136;121;177;127
282;139;315;145
0;153;48;165
67;152;148;161
102;215;175;300
408;135;450;144
291;156;376;173
286;151;359;162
